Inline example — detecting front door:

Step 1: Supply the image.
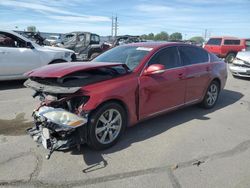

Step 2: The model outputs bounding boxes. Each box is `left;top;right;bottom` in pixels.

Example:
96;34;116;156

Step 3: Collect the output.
139;47;186;119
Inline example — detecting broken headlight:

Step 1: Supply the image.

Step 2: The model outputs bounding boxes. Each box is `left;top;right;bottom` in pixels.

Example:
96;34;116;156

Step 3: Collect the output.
38;106;87;128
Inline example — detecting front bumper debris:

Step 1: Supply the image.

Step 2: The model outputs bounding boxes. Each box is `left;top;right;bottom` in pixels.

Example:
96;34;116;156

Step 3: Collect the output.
27;106;87;159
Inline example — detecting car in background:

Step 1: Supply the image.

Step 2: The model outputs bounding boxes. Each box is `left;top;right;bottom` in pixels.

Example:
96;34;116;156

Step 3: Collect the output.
45;35;62;46
0;30;75;81
24;42;227;157
59;31;105;60
112;35;145;47
204;36;250;63
229;51;250;77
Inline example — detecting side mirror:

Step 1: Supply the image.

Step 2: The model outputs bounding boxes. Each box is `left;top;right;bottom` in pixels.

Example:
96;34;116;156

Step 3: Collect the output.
26;42;34;49
143;64;166;75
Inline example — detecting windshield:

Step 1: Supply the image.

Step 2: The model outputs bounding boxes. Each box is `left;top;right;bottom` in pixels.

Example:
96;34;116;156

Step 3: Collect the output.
93;46;152;70
207;38;222;45
63;33;76;43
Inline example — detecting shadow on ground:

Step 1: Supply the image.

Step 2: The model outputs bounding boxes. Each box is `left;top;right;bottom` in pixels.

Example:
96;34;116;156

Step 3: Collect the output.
69;89;243;173
0;80;25;90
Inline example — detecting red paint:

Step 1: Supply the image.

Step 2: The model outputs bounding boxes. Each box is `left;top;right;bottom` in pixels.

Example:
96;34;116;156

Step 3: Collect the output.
26;43;227;126
204;36;250;58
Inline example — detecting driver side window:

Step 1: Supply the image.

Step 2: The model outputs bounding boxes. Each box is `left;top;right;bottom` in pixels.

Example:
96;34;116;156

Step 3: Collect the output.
0;32;26;48
148;47;181;69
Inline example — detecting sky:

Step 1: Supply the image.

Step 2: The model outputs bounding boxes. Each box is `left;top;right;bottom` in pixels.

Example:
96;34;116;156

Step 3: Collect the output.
0;0;250;39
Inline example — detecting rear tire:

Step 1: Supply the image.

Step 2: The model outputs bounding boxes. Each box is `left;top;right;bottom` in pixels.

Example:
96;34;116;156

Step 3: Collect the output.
201;81;220;109
87;102;127;150
225;53;236;63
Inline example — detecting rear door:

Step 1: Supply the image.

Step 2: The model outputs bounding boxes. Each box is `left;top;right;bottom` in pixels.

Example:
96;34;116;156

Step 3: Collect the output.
139;47;186;119
178;46;211;103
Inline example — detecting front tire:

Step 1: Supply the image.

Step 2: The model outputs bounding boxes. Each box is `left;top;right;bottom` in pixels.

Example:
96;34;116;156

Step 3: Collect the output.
87;102;127;150
225;53;236;63
201;81;220;109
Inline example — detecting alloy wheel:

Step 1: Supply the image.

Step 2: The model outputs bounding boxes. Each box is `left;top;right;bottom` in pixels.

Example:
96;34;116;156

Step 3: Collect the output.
206;83;218;106
95;109;122;144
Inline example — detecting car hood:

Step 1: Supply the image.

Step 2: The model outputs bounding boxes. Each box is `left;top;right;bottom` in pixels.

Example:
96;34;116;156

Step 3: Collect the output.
237;51;250;62
41;46;74;53
25;62;124;78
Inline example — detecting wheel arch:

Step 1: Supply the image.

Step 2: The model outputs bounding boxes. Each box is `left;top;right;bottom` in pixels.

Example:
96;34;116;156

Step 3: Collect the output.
89;98;130;126
226;51;237;56
212;77;221;91
48;59;67;64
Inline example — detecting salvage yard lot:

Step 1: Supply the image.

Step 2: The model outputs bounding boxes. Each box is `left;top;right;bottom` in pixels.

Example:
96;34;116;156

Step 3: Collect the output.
0;72;250;188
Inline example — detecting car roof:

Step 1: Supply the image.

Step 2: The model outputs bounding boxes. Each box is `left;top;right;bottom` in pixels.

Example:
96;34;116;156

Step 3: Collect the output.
125;42;185;49
209;36;240;40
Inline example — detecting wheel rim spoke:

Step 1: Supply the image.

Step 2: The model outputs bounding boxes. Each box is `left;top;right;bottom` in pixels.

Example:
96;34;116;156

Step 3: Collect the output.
111;114;121;124
108;109;114;122
207;84;218;106
99;115;108;124
109;130;114;141
96;126;106;134
100;131;108;143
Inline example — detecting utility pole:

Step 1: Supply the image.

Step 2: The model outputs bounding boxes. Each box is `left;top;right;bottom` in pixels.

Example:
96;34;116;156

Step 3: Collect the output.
114;15;118;37
111;15;118;38
204;29;208;41
111;15;114;37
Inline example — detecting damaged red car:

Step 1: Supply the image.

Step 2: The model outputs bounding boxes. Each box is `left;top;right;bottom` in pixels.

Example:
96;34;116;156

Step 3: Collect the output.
24;42;227;158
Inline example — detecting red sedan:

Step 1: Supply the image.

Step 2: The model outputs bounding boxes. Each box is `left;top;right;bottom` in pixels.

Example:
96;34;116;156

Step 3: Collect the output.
25;42;227;158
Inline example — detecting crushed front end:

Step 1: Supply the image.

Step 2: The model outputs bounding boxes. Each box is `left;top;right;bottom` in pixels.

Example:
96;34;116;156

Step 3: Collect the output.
24;79;89;159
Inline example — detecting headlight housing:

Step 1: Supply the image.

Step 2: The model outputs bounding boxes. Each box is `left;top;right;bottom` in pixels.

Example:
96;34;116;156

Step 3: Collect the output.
233;58;244;65
37;106;87;128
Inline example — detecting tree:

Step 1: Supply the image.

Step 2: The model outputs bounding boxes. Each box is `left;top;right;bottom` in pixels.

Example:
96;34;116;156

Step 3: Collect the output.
27;26;36;32
141;34;148;40
169;32;182;41
154;31;169;41
147;33;155;40
189;36;205;43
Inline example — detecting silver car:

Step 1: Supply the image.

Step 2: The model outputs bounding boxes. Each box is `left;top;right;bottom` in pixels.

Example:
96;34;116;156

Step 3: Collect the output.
229;51;250;77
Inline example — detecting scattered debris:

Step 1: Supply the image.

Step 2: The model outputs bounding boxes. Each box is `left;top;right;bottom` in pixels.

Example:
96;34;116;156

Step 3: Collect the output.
171;164;178;170
192;160;205;166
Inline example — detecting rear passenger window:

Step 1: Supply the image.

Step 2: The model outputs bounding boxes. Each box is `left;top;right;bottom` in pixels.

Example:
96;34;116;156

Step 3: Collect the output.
224;40;240;45
148;47;181;69
178;46;209;65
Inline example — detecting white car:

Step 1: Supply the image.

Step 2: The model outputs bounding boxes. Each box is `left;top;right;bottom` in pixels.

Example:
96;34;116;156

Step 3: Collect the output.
0;30;75;81
229;51;250;77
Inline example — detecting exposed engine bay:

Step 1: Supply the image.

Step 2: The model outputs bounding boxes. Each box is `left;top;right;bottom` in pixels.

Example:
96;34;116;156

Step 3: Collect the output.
24;64;129;159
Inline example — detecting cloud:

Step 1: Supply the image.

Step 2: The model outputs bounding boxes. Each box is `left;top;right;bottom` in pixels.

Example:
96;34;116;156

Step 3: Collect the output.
0;0;110;22
135;4;173;12
49;15;111;22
